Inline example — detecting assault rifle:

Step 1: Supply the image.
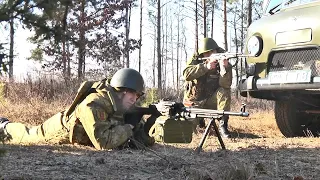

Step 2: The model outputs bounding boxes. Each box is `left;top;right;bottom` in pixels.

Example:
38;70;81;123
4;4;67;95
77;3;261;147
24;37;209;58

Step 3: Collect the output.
197;52;254;61
153;101;249;153
197;52;254;75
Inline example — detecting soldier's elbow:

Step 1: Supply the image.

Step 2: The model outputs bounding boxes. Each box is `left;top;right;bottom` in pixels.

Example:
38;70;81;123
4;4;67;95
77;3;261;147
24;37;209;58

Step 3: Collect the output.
182;71;193;81
185;76;194;81
183;73;192;81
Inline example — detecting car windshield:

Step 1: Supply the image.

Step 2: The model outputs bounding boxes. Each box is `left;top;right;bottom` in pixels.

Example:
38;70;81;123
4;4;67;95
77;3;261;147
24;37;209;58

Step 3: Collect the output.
264;0;283;14
264;0;319;14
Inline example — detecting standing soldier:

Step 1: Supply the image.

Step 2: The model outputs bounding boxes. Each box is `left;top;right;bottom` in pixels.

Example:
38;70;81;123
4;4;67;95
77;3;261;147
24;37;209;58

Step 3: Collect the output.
183;38;233;138
0;68;156;149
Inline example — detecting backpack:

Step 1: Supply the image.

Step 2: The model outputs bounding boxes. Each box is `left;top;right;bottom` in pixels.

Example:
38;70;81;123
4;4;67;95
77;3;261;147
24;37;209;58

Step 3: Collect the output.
64;79;107;118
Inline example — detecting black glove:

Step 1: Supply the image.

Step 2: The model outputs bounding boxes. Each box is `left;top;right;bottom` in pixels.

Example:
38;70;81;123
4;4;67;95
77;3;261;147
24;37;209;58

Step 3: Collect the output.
124;105;161;128
146;105;162;117
144;115;158;134
124;111;144;127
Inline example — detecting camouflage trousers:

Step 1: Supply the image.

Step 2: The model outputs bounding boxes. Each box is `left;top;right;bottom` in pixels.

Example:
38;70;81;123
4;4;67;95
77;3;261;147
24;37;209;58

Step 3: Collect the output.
3;112;154;149
187;87;231;130
3;112;70;145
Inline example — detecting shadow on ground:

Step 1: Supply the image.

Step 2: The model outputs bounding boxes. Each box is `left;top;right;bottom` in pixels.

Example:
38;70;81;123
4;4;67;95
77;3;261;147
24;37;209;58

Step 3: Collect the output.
194;126;262;139
230;130;261;139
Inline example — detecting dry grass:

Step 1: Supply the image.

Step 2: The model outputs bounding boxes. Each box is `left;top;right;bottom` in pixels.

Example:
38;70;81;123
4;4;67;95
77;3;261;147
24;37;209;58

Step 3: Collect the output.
0;75;79;125
230;111;282;138
222;162;255;180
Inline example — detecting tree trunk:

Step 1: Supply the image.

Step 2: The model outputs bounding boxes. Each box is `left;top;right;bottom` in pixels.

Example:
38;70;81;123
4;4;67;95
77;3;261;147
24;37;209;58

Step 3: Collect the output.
180;25;185;95
128;4;132;66
195;0;199;54
161;7;165;90
138;0;143;72
125;3;131;68
176;13;180;93
223;0;228;51
171;18;174;88
241;0;244;52
240;0;244;93
125;4;129;67
164;5;168;89
62;3;69;79
183;30;188;63
153;27;156;88
9;15;14;80
78;0;85;79
234;7;239;99
83;55;86;76
202;0;207;38
67;41;71;78
211;0;215;38
62;37;66;77
157;0;162;97
247;0;252;27
246;0;253;100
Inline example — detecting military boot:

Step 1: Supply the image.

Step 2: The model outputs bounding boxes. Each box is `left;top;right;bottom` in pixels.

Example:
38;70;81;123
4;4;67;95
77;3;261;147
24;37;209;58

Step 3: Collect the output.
0;117;9;129
0;117;10;142
198;118;206;128
219;116;231;138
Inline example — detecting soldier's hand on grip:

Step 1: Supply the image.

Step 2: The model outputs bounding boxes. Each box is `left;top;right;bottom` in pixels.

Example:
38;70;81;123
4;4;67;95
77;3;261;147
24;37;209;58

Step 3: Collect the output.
206;58;218;70
221;57;229;67
124;112;143;128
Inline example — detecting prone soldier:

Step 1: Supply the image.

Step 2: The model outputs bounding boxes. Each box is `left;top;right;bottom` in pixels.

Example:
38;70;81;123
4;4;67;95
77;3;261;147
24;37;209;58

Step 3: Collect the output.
0;68;155;150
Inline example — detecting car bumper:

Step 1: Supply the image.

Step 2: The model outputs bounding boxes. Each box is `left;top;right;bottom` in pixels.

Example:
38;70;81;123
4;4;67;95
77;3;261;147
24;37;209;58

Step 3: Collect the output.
239;76;320;91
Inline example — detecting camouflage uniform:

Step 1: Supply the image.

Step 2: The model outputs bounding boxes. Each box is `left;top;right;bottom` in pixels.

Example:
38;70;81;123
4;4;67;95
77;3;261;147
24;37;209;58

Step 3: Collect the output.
183;38;233;138
1;69;154;150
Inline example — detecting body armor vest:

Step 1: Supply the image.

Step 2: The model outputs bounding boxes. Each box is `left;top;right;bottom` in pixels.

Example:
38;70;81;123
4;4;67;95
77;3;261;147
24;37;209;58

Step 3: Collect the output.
185;57;220;102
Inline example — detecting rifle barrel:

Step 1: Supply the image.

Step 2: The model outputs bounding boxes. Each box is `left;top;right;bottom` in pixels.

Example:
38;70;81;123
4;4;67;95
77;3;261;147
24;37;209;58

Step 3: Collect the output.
185;107;249;117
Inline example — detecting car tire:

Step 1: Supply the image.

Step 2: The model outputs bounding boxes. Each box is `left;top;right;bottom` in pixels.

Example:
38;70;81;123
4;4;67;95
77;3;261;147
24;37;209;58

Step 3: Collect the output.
274;100;306;137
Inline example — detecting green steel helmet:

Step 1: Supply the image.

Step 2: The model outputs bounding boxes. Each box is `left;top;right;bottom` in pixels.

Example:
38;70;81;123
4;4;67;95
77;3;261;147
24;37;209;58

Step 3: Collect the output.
198;38;220;55
110;68;145;95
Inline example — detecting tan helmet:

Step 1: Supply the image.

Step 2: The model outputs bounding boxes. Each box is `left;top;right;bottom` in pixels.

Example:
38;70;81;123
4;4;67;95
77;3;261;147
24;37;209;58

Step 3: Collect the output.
198;38;220;55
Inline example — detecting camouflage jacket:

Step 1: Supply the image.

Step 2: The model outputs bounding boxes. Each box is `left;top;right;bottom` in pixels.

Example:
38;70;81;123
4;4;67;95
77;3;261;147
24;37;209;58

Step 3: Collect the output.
183;53;233;102
67;82;133;150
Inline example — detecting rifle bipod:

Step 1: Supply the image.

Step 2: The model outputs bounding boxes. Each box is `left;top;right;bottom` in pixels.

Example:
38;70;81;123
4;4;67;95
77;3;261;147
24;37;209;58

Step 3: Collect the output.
195;118;226;154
